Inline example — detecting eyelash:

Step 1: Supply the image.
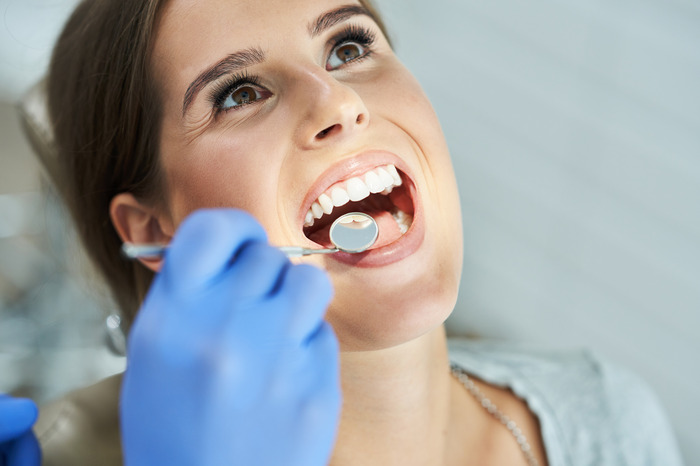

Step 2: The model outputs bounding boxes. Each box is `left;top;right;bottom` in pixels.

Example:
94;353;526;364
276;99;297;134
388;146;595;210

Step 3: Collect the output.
328;23;377;65
208;24;378;114
209;71;261;110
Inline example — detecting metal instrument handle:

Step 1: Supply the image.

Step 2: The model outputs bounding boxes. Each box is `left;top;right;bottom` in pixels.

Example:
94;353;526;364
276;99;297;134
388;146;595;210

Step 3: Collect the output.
122;243;339;259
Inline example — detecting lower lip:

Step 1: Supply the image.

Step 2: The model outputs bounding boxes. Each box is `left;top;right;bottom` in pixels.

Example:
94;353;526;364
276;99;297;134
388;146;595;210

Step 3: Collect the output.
328;179;424;268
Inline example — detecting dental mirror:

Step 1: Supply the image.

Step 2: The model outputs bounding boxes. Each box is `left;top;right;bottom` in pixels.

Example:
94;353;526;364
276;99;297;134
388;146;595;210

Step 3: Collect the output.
281;212;379;257
121;211;378;260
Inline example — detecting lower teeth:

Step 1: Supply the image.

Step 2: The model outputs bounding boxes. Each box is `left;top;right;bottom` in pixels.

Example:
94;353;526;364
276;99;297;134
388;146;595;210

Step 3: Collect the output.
392;208;413;235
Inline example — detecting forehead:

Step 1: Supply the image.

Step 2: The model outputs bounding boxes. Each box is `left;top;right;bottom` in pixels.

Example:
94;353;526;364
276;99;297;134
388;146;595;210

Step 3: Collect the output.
152;0;365;97
155;0;364;53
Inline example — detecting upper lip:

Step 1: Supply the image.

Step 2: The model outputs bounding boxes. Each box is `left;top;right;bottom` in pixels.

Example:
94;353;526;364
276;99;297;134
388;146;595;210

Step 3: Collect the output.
298;150;413;228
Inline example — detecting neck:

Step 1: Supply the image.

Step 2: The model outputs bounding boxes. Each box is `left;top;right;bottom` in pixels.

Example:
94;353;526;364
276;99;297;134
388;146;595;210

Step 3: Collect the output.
330;325;457;465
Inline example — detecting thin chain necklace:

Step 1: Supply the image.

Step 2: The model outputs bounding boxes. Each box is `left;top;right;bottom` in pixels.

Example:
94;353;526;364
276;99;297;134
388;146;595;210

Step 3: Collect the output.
450;364;541;466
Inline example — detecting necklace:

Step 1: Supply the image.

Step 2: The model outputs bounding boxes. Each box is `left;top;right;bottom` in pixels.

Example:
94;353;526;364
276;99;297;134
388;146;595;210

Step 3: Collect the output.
450;364;541;466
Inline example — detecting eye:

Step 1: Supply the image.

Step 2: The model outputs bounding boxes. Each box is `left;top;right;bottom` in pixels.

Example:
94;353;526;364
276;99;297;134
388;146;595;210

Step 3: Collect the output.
220;84;264;110
327;41;367;69
325;24;377;71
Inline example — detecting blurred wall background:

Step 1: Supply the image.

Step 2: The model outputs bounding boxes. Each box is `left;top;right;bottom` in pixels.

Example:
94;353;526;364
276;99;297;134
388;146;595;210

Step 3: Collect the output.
377;0;699;462
1;0;698;463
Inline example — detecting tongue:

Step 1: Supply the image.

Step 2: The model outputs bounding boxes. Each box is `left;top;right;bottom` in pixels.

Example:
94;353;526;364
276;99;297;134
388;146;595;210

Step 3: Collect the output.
369;210;403;248
307;210;403;250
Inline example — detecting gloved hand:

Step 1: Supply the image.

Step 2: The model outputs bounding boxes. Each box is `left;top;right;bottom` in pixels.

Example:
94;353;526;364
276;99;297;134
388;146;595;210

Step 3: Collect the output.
120;209;340;466
0;395;41;466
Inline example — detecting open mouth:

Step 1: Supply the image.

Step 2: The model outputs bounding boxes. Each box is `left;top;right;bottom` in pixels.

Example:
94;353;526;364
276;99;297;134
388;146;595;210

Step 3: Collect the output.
303;164;415;250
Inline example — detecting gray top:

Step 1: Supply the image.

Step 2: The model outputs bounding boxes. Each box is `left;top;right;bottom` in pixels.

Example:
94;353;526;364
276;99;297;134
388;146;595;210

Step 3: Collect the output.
448;339;685;466
36;339;684;465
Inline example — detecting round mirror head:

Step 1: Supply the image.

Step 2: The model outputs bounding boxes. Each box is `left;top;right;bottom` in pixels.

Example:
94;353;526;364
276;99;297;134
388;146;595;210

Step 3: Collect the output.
329;212;379;253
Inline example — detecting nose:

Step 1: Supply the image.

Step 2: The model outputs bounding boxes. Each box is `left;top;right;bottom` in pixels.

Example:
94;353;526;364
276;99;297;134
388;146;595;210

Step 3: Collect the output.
293;68;370;149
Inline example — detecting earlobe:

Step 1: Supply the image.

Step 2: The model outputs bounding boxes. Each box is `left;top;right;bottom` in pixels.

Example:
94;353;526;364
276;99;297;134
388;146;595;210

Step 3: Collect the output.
110;193;173;273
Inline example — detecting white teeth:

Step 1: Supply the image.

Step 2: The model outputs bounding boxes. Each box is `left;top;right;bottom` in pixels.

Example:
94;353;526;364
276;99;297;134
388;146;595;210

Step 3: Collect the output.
387;165;402;186
364;171;384;193
303;164;405;229
376;167;395;188
331;187;350;207
318;193;333;215
311;202;323;219
346;177;370;202
392;209;412;234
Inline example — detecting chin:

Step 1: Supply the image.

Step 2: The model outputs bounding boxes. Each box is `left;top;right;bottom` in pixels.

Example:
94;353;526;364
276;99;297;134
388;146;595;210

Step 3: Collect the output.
323;238;461;352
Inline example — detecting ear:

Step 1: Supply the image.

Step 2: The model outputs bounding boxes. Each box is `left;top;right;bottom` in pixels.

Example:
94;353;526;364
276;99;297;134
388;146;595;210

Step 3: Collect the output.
110;193;174;273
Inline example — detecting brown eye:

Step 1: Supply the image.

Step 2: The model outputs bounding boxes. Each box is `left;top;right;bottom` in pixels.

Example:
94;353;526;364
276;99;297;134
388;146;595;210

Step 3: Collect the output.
335;44;361;62
327;42;366;69
222;85;261;109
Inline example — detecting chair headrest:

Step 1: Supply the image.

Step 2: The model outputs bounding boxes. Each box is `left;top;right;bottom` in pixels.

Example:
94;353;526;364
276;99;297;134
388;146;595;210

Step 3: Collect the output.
16;80;59;184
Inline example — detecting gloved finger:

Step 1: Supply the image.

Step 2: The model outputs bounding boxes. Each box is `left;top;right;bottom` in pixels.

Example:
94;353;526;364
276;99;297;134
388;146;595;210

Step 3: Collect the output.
304;322;341;391
148;242;291;349
162;209;267;292
226;241;290;302
5;430;41;466
136;241;290;352
0;398;38;442
277;263;334;342
294;323;341;461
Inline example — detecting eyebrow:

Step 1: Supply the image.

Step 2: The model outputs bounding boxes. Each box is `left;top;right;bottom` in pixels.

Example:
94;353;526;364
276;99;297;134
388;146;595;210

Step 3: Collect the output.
308;5;376;37
182;4;377;117
182;48;265;116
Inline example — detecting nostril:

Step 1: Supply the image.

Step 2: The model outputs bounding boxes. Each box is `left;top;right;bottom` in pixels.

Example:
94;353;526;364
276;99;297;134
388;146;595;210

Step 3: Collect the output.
316;124;338;140
315;113;366;140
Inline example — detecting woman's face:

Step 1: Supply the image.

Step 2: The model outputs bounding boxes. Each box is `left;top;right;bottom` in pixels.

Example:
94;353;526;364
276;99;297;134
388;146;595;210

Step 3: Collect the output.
151;0;463;351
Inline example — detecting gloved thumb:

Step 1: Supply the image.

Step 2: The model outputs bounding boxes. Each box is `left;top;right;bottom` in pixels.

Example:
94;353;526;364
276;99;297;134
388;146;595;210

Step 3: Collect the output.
0;397;38;442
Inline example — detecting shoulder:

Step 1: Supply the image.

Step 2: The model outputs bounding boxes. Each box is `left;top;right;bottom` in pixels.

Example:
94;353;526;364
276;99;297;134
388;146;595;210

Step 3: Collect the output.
593;357;685;465
35;373;124;466
448;338;684;466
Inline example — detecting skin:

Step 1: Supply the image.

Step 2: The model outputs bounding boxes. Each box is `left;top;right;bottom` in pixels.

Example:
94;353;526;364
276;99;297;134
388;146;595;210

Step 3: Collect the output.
110;0;548;464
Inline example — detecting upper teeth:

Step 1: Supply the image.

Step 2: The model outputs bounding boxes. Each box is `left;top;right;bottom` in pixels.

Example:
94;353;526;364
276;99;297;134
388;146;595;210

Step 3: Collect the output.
304;164;403;227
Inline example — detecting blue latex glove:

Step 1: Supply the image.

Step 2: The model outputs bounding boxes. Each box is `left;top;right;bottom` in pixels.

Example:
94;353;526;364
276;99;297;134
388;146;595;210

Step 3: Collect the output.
0;395;41;466
121;209;341;466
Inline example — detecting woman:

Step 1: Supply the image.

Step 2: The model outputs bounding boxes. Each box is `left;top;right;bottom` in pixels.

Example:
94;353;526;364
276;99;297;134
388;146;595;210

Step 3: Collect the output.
16;0;682;464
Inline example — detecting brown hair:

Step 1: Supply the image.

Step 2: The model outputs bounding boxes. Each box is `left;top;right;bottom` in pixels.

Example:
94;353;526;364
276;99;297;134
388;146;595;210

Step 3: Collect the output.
48;0;390;330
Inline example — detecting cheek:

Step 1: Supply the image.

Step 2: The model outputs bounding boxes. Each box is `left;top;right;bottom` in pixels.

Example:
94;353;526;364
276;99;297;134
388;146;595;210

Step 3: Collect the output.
160;130;280;224
376;64;462;233
371;63;456;185
380;65;464;280
374;63;439;129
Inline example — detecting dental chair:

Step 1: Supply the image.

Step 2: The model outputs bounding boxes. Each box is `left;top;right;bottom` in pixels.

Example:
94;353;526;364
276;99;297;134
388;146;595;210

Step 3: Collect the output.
16;81;126;465
17;81;57;185
18;80;126;355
